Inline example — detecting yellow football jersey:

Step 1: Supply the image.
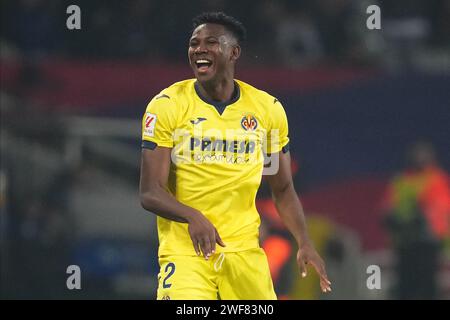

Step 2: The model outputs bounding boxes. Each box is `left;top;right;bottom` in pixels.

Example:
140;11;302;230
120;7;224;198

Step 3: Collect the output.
141;79;289;256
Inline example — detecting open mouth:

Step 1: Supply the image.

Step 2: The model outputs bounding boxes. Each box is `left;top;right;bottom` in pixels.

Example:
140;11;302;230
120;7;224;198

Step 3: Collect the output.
195;59;213;73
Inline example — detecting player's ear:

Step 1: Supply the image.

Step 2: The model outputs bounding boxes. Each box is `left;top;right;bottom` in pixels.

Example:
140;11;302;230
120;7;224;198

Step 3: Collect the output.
230;45;241;62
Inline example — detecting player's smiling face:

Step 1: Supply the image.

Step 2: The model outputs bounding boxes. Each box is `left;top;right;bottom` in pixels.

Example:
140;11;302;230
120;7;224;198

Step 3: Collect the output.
188;23;239;82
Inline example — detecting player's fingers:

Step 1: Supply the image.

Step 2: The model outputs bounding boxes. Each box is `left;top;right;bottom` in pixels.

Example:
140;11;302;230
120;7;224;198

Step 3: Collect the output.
320;277;332;293
198;238;206;257
320;279;327;293
211;231;216;255
297;254;307;278
191;238;201;256
312;259;331;285
321;272;331;286
201;237;212;260
311;259;332;290
215;229;226;247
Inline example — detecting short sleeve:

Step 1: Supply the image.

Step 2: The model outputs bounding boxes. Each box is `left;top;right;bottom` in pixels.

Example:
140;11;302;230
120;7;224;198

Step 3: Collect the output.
141;94;178;149
266;99;290;154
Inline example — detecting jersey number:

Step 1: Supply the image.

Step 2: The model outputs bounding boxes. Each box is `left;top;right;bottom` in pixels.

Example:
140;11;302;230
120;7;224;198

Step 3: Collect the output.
162;262;175;288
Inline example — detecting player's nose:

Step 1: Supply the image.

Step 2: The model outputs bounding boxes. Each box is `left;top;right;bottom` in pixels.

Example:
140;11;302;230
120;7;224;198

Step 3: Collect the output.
194;44;208;54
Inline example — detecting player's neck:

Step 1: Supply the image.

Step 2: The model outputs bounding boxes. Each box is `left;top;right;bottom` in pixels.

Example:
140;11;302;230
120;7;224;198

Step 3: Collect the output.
196;77;235;103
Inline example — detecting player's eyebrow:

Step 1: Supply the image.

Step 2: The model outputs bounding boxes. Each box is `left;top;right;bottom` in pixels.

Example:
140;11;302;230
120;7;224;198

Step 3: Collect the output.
189;35;199;43
190;35;219;42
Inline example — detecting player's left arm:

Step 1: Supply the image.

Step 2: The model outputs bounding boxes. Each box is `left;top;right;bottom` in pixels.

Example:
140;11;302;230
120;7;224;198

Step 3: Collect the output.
266;151;332;293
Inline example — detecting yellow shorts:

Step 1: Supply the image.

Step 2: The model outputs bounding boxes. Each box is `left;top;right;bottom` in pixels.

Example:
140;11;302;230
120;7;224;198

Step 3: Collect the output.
156;248;277;300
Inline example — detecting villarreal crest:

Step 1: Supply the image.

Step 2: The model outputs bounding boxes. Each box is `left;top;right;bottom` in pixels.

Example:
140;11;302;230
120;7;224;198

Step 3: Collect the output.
241;115;258;131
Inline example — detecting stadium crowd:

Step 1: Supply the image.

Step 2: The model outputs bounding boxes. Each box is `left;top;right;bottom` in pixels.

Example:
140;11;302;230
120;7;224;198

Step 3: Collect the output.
2;0;449;68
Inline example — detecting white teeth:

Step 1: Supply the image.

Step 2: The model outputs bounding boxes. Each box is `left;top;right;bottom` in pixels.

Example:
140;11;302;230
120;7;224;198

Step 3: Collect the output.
196;59;210;63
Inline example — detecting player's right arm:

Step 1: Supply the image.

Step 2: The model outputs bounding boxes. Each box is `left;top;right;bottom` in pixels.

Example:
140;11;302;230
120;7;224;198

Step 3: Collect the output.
139;94;225;259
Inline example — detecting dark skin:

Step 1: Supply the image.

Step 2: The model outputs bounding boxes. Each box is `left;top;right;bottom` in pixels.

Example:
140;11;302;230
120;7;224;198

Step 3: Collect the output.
140;23;331;293
266;151;331;293
188;23;240;102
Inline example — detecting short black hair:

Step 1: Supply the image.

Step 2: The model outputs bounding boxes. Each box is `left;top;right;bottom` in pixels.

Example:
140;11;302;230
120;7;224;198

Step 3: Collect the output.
192;12;247;44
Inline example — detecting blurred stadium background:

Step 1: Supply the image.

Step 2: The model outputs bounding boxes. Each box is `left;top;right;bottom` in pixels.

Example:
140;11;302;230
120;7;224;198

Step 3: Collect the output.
1;0;449;299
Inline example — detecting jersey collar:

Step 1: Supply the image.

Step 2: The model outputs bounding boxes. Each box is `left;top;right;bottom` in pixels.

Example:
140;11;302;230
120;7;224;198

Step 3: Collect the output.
194;81;240;116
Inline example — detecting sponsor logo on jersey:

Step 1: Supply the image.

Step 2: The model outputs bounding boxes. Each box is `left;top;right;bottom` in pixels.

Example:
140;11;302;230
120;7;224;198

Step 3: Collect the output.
190;137;256;154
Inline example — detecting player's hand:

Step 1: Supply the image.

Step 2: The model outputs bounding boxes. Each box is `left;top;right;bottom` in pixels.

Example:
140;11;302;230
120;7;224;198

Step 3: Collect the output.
297;242;332;293
186;211;226;260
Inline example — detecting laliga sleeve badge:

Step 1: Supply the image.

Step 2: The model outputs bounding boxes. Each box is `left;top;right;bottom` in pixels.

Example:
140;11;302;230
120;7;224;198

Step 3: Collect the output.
144;113;157;137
